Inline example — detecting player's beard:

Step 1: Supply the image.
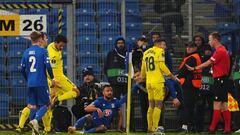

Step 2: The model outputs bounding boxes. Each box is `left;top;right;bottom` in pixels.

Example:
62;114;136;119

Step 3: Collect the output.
105;94;113;100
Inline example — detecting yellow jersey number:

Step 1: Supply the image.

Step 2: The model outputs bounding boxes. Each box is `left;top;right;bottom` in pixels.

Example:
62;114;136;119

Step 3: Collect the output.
145;56;155;71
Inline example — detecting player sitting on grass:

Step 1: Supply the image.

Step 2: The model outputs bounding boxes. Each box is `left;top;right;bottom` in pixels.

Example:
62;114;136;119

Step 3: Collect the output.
68;84;138;134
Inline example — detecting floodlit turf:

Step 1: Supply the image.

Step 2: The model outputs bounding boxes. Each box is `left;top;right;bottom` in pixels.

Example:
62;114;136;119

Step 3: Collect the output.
0;131;239;135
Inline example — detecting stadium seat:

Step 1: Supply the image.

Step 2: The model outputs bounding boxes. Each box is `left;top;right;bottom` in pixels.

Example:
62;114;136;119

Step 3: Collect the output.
221;34;233;53
97;0;118;13
12;78;25;87
0;78;9;94
100;44;114;53
76;35;98;45
76;13;95;22
197;26;210;42
126;1;140;15
100;36;115;44
76;22;97;35
97;12;119;22
213;3;232;18
0;64;6;77
7;50;24;58
8;56;22;65
0;93;9;118
7;37;29;50
216;22;240;34
11;87;27;105
78;44;98;53
76;0;95;14
99;22;120;36
77;53;100;65
126;14;142;23
9;64;22;73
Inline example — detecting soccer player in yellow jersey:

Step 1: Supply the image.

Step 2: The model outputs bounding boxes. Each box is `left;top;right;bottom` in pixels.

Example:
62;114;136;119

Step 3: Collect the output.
141;39;179;133
47;35;80;105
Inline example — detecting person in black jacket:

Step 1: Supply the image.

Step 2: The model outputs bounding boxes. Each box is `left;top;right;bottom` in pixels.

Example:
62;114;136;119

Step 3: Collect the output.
154;0;185;53
71;67;101;119
177;42;202;133
194;44;214;132
104;36;127;99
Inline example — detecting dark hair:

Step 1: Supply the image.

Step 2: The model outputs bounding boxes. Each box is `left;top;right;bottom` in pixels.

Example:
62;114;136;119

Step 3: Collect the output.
102;84;111;91
210;32;221;41
151;32;161;38
193;34;205;44
154;39;167;46
54;34;67;43
138;37;147;42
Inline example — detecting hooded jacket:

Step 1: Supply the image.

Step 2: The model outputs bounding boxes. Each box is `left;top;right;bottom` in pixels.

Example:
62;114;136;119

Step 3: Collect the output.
104;36;127;85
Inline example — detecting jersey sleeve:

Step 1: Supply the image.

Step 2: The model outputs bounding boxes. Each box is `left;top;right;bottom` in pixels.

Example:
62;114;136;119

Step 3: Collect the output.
44;49;54;79
210;50;222;64
141;54;146;79
20;54;27;80
159;61;171;76
92;99;101;107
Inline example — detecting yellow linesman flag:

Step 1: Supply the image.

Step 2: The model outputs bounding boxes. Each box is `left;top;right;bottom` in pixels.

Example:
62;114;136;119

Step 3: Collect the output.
228;93;239;112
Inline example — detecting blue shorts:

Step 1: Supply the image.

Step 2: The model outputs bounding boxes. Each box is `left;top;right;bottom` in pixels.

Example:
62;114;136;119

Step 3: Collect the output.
27;86;50;105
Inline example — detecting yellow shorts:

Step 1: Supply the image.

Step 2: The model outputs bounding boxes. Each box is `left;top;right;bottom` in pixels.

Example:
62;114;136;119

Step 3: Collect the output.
147;83;165;101
49;75;77;96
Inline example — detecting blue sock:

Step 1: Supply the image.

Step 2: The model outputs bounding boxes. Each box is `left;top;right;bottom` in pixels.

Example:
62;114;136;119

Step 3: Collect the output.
85;127;96;133
35;105;48;121
29;108;37;120
74;116;87;128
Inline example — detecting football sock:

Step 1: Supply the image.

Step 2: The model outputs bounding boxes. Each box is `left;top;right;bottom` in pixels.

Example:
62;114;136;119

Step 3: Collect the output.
147;107;154;131
209;110;221;132
42;109;52;132
223;110;231;132
29;108;37;120
19;107;30;128
58;90;77;101
35;105;48;122
74;116;87;128
152;107;161;131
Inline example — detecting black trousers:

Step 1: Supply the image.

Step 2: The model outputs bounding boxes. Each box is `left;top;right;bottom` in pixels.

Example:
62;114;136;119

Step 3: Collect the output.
139;90;148;131
181;85;198;130
194;90;214;132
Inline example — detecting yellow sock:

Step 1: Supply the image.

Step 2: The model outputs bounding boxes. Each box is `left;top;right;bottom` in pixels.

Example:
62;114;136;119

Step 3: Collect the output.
152;107;161;131
58;90;77;101
42;109;53;132
147;107;154;131
19;107;30;128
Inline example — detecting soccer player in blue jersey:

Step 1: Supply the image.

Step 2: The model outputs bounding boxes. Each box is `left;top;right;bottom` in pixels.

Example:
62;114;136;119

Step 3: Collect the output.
21;31;57;135
68;84;136;134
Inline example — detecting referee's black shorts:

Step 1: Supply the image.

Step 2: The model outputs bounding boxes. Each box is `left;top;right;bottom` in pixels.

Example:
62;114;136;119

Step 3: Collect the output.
212;76;229;102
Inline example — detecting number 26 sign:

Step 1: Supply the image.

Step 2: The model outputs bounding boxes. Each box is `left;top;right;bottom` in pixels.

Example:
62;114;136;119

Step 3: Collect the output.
0;15;47;36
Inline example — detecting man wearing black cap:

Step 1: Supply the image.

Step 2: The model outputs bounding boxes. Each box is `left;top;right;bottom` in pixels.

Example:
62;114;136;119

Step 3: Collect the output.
71;67;101;119
177;42;202;133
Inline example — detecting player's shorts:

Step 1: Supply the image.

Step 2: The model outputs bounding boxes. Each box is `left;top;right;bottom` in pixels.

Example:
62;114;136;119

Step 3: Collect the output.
212;77;228;102
54;75;77;96
27;86;50;106
147;83;165;101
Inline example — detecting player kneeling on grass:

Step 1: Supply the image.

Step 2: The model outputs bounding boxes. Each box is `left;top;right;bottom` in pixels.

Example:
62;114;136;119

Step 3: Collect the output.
68;84;138;134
